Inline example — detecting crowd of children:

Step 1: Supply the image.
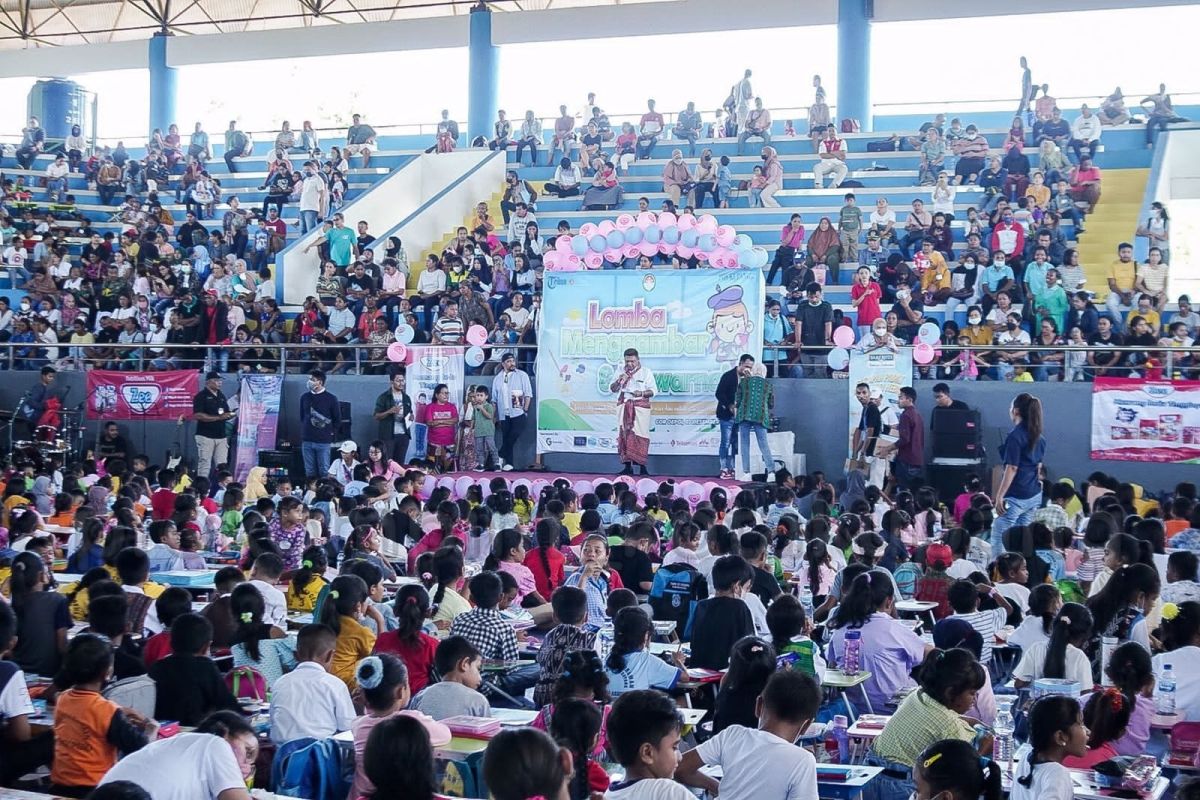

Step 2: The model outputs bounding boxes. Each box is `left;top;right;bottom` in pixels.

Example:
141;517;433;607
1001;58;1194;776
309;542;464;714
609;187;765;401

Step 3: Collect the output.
1;451;1200;800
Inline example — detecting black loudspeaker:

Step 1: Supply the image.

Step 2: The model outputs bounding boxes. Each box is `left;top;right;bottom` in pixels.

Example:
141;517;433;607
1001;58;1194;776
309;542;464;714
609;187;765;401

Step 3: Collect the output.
930;408;981;435
336;401;352;442
933;435;982;459
929;462;984;505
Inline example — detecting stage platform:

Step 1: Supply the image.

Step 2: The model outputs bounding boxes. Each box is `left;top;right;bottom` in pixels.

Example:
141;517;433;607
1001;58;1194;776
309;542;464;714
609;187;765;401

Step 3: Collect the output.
423;470;743;502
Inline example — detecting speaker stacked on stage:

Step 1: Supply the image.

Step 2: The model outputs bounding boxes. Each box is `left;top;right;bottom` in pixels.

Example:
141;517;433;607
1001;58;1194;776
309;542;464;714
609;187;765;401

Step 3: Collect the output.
929;407;984;504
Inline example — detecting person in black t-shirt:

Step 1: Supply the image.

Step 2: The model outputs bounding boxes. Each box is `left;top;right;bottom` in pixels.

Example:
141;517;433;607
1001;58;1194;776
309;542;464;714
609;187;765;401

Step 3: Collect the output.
739;530;782;605
607;522;656;594
688;555;755;670
148;613;240;726
193;371;235;481
851;382;882;462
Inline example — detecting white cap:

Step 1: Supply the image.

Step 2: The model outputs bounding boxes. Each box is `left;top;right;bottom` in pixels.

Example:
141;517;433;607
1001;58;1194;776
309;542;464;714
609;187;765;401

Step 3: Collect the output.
339;441;357;454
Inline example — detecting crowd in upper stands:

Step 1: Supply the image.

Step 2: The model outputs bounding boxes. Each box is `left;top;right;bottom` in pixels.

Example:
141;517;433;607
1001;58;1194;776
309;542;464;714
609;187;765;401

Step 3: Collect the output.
0;76;1194;377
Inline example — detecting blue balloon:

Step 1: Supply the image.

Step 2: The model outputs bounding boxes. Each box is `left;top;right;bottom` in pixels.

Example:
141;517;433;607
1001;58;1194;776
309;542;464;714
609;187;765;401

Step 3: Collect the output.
624;226;643;245
589;235;606;253
606;231;625;249
697;234;716;252
644;225;662;244
681;229;699;248
662;226;681;245
571;236;589;257
733;246;753;264
735;234;753;249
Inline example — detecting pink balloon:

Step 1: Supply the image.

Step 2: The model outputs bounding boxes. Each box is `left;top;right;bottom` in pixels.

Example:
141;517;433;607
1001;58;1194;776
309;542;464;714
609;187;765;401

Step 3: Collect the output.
615;214;635;230
597;220;615;236
543;251;560;271
832;326;856;348
680;480;704;506
696;214;719;234
454;476;474;499
387;341;407;362
636;212;656;229
695;249;710;263
658;212;678;228
558;257;580;272
573;479;594;496
726;249;740;267
466;325;488;346
604;248;622;263
714;225;737;247
613;475;635;490
677;213;697;231
531;478;550;497
702;481;721;498
566;253;582;269
913;343;935;364
622;243;640;259
676;245;694;259
422;475;437;497
637;241;657;257
658;241;675;255
436;476;455;492
580;223;598;237
636;477;658;498
584;251;604;269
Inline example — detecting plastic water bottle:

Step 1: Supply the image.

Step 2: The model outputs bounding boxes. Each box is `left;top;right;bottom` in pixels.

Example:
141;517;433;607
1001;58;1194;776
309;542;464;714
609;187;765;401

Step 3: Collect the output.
831;714;850;763
843;630;862;675
799;587;815;622
597;624;614;663
1100;636;1118;686
1158;664;1177;715
993;698;1015;769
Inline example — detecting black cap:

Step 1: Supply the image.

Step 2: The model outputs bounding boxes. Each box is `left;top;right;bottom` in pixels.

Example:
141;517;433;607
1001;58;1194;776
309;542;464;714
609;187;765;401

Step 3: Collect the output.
205;371;221;381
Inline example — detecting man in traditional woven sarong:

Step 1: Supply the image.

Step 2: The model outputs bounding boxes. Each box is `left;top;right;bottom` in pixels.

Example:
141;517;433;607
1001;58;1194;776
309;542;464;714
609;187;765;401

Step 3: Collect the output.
609;348;656;476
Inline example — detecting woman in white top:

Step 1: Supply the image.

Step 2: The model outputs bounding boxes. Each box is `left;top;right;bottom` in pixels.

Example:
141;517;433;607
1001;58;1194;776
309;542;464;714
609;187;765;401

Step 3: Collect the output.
1014;602;1094;692
1011;696;1089;800
930;173;956;218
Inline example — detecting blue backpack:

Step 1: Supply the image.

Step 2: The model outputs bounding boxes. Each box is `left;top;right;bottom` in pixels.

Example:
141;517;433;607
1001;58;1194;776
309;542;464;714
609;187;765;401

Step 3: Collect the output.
649;563;705;636
275;738;350;800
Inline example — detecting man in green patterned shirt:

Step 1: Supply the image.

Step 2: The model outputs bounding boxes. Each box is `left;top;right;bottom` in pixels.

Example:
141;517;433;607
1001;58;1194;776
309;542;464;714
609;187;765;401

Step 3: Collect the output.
734;364;775;481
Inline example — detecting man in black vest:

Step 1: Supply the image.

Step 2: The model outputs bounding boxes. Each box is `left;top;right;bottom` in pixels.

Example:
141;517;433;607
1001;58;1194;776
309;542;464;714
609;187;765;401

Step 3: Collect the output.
714;354;754;480
193;371;235;480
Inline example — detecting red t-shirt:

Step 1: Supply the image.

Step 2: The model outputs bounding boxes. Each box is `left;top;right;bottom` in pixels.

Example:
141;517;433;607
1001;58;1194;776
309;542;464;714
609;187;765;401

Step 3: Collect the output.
523;547;565;600
850;281;882;326
142;630;172;667
373;630;439;693
150;488;177;521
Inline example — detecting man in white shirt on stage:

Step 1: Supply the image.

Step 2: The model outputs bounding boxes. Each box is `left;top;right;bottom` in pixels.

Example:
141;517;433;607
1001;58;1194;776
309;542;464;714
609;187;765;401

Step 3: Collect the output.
609;348;656;476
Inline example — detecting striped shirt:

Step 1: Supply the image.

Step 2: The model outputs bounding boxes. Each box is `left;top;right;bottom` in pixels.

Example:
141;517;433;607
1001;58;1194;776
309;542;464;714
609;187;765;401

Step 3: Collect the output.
432;316;464;344
948;606;1007;662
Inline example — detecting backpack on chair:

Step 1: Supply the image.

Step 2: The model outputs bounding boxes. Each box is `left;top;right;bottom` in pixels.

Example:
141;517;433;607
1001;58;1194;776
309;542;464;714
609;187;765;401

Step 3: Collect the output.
226;665;267;702
103;674;157;719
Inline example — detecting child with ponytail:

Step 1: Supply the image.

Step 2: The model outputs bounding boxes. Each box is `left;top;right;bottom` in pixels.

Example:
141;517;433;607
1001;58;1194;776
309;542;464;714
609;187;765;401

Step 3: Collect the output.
1014;602;1094;690
482;727;572;800
484;528;547;606
523;518;566;600
286;545;329;612
913;739;1003;800
1012;696;1088;800
603;606;684;695
318;574;380;690
1086;562;1159;657
465;504;494;565
427;546;470;625
230;582;295;689
549;698;608;800
349;654;451;800
374;585;440;693
1008;583;1062;650
1105;641;1154;755
797;538;836;606
1064;688;1131;768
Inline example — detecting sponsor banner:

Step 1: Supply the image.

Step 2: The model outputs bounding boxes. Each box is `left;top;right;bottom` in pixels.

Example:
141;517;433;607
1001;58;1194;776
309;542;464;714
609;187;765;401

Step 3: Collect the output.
1090;378;1200;463
85;370;198;420
535;269;765;454
234;375;283;482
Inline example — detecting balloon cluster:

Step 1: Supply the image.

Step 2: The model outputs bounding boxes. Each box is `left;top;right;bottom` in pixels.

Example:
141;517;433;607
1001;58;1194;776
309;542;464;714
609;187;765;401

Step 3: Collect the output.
542;212;770;271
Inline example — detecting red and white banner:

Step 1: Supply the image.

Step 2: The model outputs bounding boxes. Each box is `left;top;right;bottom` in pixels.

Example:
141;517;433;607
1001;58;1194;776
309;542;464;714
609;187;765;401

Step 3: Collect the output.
1090;378;1200;463
85;370;200;421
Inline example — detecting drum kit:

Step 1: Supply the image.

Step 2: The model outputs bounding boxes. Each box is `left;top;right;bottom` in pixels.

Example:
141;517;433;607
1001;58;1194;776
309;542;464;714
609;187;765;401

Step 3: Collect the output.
9;409;84;467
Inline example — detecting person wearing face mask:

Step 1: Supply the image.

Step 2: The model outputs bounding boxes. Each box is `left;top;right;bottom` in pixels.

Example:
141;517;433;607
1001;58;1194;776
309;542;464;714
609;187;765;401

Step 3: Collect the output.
979;251;1016;315
661;150;694;206
300;369;342;479
992;312;1032;380
97;710;259;800
857;319;901;353
951;124;989;185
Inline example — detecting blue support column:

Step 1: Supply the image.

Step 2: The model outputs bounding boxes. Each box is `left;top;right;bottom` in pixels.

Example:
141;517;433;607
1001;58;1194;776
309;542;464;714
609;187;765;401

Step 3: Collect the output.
837;0;872;131
148;31;177;136
467;5;498;144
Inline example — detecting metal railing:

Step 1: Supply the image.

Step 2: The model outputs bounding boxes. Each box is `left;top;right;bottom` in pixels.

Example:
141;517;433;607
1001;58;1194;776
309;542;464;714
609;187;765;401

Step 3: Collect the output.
0;340;1194;379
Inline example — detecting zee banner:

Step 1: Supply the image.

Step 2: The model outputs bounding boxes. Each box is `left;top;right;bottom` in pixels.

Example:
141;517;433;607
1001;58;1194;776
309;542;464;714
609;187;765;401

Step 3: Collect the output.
86;370;199;421
535;269;765;455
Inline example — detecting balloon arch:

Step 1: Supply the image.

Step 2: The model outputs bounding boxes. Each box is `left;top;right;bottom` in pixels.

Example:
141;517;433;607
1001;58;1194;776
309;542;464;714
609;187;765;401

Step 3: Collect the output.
542;212;771;271
422;473;722;505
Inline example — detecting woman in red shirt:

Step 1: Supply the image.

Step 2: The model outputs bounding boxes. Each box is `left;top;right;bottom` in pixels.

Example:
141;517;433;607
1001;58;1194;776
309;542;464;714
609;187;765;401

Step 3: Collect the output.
372;585;438;693
523;518;566;600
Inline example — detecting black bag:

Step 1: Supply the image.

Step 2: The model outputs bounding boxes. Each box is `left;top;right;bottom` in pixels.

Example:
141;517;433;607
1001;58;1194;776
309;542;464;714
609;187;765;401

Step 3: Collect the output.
866;139;898;153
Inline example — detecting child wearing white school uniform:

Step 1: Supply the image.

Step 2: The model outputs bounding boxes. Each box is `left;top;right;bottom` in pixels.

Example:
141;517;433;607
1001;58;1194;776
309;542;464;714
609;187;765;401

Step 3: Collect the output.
1011;696;1089;800
1007;584;1061;650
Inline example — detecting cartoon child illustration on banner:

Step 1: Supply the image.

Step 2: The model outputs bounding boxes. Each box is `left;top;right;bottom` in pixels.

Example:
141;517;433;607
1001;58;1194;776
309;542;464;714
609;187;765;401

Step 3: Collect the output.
706;285;753;366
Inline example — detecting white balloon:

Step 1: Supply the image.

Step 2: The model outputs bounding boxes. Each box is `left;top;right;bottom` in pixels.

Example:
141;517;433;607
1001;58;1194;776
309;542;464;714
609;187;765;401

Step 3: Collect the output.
395;323;415;344
465;346;485;367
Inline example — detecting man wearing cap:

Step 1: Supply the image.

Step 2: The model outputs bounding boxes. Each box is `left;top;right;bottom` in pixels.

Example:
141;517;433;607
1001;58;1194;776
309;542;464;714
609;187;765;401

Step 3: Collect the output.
300;369;342;479
609;348;655;476
493;352;533;472
193;371;235;480
329;440;360;484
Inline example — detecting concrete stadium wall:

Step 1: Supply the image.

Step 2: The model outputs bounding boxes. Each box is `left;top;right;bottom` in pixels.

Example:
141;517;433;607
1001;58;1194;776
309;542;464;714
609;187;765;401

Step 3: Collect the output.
3;372;1194;490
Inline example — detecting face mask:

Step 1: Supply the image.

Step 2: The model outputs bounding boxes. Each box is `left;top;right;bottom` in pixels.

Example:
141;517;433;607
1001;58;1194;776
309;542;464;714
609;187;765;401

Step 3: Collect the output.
761;155;769;162
182;264;192;273
809;298;821;306
993;258;1003;266
138;302;148;309
19;302;29;311
1008;322;1018;330
968;315;981;325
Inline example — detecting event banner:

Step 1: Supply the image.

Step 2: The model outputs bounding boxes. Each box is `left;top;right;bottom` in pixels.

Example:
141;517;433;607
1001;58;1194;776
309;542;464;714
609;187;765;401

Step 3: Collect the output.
1090;378;1200;463
86;370;198;421
406;346;466;419
234;375;283;482
536;269;765;455
846;347;914;456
